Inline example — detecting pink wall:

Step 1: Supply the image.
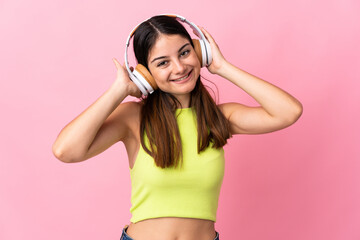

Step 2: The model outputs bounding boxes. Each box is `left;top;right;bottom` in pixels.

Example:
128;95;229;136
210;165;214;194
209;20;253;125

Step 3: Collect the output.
1;0;359;239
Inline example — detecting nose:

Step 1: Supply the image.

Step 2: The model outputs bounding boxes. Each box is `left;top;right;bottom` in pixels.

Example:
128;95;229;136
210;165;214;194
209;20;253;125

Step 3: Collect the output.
172;59;186;75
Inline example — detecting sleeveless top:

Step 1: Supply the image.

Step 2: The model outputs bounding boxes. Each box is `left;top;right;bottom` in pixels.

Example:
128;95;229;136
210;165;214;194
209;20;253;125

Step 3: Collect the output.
129;108;225;223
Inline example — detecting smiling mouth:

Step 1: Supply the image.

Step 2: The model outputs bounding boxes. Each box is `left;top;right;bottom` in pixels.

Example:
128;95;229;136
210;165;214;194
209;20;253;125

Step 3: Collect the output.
170;70;192;82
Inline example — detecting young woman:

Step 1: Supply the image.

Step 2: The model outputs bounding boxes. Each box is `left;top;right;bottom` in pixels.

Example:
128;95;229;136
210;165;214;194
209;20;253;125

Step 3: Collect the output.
52;15;302;240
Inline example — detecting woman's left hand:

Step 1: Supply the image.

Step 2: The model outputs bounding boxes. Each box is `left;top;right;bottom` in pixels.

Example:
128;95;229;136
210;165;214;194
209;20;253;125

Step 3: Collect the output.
196;26;227;75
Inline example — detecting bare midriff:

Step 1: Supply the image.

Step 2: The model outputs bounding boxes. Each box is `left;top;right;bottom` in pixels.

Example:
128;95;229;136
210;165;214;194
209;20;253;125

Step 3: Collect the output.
125;217;217;240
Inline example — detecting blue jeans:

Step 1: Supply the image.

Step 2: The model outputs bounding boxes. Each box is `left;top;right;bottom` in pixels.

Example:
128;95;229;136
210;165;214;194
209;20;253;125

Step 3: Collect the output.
120;225;220;240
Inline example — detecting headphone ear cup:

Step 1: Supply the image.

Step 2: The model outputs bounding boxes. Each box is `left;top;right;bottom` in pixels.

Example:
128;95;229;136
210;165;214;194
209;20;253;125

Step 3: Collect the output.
192;39;204;67
135;64;158;90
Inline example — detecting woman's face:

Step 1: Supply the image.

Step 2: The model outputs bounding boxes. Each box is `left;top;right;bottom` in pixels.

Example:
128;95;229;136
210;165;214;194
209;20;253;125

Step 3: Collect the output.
147;34;201;103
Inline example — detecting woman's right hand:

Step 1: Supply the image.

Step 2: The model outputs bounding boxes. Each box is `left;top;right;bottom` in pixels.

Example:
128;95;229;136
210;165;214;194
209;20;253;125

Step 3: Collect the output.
112;58;142;98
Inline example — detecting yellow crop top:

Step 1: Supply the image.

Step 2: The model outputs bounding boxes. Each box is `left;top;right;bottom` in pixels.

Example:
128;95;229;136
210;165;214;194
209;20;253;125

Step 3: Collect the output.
129;108;225;223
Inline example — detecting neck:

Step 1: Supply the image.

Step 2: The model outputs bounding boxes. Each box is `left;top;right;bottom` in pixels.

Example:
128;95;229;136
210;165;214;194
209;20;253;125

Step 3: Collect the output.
174;93;191;109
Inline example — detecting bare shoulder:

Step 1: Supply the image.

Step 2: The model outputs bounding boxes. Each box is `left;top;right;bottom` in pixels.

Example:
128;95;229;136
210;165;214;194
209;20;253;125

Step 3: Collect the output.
95;100;142;146
114;101;142;119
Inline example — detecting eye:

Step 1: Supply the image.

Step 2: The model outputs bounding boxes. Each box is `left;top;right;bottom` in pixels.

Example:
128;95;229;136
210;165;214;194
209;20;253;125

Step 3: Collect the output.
157;61;168;67
180;49;190;57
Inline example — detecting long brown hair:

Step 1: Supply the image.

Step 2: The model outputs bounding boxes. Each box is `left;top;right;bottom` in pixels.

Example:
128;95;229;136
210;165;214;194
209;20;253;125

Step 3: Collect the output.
133;15;231;168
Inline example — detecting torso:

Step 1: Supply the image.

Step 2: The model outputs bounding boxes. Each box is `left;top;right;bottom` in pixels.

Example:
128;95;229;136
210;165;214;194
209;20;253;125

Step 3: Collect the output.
121;102;218;240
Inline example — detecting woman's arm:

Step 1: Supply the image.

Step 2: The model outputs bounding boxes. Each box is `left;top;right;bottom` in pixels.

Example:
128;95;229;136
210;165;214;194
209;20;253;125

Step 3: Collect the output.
200;27;303;134
52;58;141;163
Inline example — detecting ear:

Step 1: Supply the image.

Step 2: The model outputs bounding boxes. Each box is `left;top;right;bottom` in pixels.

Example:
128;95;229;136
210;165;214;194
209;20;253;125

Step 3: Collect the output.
192;39;203;67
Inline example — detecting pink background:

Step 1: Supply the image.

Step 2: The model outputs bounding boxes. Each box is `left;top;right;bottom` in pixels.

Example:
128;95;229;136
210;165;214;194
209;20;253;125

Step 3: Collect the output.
1;0;359;239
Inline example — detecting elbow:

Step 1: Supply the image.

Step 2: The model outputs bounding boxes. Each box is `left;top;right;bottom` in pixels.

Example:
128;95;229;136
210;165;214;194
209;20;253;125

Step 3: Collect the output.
52;143;83;163
293;101;303;122
284;101;303;127
52;144;72;163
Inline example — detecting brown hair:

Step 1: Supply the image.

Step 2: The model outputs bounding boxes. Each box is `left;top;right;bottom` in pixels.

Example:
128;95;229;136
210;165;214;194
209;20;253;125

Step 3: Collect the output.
134;15;231;168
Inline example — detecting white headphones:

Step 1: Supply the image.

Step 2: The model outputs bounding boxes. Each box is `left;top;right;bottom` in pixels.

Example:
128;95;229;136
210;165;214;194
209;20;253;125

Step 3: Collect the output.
124;14;213;96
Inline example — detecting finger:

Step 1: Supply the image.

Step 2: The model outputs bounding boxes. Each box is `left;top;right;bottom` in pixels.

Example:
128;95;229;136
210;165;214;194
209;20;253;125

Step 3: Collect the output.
130;82;142;98
199;26;214;42
195;26;210;43
112;58;121;69
120;63;130;76
193;28;200;38
135;90;142;98
114;62;128;80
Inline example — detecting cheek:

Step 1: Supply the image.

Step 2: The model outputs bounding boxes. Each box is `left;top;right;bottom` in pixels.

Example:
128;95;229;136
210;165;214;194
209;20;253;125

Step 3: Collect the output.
192;62;201;78
148;67;166;83
190;56;201;73
152;70;170;86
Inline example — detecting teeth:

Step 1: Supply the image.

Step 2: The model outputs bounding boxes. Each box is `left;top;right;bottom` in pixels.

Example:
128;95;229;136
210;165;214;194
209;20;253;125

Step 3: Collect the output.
173;72;189;81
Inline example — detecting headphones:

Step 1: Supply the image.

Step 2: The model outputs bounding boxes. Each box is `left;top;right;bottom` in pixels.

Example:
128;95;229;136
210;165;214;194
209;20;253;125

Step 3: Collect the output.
124;14;212;96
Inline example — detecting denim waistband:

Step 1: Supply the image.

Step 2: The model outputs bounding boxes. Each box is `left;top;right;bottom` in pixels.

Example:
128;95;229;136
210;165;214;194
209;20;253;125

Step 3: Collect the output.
120;224;220;240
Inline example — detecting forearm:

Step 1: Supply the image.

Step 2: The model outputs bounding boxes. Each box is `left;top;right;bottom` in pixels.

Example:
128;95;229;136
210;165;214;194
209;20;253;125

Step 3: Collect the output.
52;80;128;161
217;61;303;121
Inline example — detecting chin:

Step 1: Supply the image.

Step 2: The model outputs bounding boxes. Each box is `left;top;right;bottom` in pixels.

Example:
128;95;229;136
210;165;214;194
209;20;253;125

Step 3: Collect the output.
175;78;197;93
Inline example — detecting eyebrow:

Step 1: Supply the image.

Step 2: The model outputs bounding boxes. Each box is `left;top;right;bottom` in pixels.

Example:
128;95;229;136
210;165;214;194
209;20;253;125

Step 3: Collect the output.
150;43;191;64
